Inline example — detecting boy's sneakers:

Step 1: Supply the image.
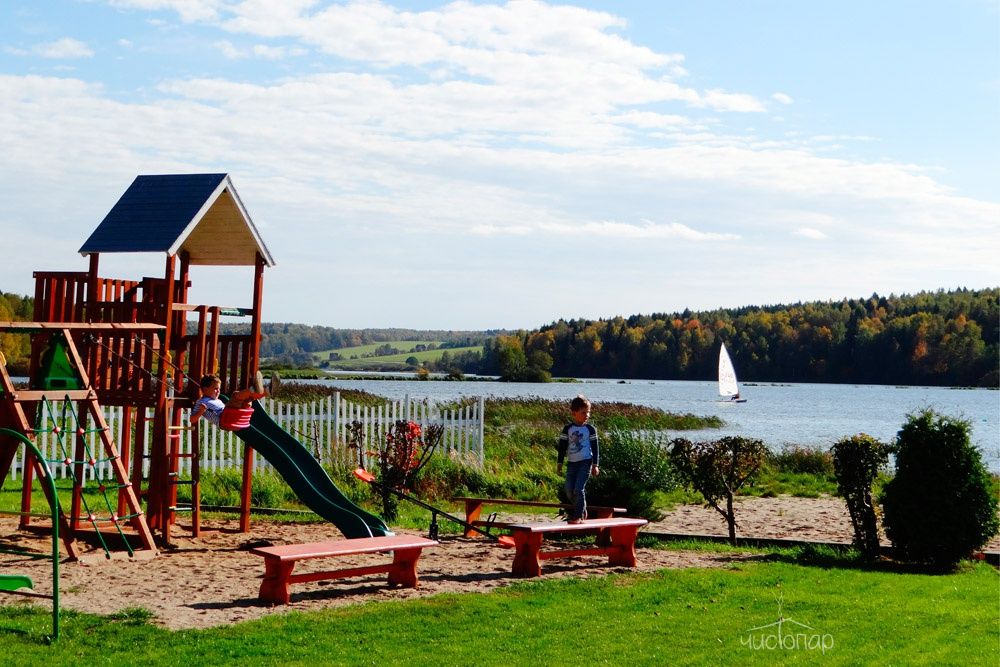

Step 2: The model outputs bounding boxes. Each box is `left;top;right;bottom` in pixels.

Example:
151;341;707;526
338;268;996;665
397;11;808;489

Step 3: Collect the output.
251;370;266;397
567;518;584;525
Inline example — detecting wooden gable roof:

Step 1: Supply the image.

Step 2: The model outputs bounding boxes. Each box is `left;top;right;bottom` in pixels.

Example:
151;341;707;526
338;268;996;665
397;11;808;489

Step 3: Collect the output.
78;173;276;267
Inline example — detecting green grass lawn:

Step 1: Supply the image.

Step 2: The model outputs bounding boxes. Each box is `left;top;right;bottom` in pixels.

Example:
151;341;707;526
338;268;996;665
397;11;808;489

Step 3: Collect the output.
5;394;993;663
2;557;995;665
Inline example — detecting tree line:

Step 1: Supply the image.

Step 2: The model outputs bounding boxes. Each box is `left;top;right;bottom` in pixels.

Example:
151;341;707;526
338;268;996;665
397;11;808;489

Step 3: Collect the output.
477;288;998;387
254;324;497;367
2;287;996;386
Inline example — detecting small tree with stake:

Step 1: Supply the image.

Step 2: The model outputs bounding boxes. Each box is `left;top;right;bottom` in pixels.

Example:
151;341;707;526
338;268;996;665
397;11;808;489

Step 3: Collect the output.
346;419;443;521
669;436;768;544
831;433;888;562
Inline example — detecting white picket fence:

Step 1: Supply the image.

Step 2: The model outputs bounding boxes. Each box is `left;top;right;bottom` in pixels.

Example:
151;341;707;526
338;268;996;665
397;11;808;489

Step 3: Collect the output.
4;393;485;482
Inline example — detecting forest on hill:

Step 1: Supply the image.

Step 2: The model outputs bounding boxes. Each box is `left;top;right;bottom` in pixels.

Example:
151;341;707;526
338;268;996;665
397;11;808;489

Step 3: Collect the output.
480;288;998;387
1;287;996;387
256;324;499;367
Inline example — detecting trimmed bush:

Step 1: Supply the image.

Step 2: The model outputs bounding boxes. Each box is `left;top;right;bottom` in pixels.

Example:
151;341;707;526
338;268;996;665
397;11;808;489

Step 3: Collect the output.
881;410;999;567
831;434;888;561
585;428;678;521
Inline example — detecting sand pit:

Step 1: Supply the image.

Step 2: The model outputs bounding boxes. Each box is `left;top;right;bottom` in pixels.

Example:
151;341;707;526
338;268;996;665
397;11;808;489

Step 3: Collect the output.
1;496;996;630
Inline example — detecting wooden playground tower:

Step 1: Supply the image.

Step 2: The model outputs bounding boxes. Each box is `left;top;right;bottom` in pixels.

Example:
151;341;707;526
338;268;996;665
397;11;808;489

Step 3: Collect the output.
0;173;276;555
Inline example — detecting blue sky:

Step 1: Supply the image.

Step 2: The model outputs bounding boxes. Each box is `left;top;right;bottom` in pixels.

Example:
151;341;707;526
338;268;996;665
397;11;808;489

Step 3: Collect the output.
1;1;997;329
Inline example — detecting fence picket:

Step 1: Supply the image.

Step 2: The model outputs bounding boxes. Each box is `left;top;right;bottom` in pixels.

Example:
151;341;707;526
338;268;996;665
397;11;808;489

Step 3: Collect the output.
4;391;485;481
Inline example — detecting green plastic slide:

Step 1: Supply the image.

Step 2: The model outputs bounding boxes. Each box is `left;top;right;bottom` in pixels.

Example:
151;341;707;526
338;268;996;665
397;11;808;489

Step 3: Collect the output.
233;401;392;539
0;574;33;592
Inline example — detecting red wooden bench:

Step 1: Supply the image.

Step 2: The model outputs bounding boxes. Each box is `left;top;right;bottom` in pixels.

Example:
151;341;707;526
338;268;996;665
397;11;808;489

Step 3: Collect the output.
451;496;627;538
504;517;648;577
249;535;438;604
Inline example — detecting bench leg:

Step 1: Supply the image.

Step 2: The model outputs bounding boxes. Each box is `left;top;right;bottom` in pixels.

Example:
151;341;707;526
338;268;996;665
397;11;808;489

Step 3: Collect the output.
387;547;423;588
259;559;295;605
511;532;544;577
607;526;640;568
463;500;483;538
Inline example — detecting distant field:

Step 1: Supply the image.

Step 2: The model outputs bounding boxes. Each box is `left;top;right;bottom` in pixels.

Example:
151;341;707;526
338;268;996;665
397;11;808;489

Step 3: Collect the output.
312;340;483;369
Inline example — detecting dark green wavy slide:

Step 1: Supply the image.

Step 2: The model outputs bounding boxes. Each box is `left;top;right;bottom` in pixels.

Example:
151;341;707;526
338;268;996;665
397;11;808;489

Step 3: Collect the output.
233;400;392;539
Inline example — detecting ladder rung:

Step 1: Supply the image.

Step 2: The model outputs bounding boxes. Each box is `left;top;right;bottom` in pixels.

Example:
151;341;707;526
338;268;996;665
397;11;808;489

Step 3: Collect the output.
170;479;194;485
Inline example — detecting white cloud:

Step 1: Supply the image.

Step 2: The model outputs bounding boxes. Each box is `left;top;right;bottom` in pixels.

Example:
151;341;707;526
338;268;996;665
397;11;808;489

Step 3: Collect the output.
701;89;766;112
470;219;738;240
772;92;793;105
35;38;94;59
216;40;246;59
794;227;828;240
252;44;307;59
1;1;997;326
216;40;309;60
107;0;226;23
544;220;740;240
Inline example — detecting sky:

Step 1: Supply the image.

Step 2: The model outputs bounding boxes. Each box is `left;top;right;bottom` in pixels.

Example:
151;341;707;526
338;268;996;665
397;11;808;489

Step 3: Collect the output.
1;1;998;330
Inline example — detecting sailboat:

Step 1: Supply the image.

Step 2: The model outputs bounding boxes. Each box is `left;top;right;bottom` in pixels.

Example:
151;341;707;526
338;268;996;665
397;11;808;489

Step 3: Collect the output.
718;342;747;402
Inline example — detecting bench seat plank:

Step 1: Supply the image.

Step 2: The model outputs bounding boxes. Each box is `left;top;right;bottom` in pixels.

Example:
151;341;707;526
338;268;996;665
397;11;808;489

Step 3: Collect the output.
504;517;647;577
250;535;437;604
452;497;627;538
250;535;436;561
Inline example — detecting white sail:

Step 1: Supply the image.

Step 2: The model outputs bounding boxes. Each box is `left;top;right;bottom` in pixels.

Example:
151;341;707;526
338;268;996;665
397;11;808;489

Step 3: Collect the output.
718;343;740;398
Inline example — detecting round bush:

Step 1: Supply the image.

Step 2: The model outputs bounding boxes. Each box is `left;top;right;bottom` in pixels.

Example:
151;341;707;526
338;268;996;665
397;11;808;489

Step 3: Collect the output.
585;427;678;521
881;409;999;567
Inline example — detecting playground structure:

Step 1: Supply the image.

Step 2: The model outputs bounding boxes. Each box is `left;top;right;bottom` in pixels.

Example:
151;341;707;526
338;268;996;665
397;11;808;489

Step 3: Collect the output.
0;173;388;558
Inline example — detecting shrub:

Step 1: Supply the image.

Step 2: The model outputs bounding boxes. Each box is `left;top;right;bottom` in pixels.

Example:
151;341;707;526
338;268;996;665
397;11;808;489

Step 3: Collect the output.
831;434;889;562
346;419;443;521
669;436;768;544
881;409;999;568
769;444;834;476
585;428;678;521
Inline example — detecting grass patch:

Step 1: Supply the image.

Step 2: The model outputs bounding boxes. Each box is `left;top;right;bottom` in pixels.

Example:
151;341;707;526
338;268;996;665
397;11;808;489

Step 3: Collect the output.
310;341;483;370
1;560;994;664
270;381;387;406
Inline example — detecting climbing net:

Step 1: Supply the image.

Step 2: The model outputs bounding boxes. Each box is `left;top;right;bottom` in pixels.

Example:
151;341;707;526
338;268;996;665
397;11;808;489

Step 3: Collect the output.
31;396;141;558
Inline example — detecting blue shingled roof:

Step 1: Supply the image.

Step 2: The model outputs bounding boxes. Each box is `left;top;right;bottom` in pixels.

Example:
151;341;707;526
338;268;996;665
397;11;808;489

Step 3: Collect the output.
79;173;275;266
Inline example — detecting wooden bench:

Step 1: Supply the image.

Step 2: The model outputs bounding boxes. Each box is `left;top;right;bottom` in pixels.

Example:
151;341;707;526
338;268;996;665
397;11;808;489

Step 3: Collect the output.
249;535;438;604
504;517;648;577
452;497;627;538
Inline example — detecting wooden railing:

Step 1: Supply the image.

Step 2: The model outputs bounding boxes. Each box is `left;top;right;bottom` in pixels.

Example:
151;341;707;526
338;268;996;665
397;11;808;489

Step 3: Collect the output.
29;270;258;400
76;329;159;406
32;272;88;322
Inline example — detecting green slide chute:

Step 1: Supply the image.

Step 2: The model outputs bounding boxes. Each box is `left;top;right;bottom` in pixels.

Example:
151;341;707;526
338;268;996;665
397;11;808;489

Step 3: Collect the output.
234;401;392;539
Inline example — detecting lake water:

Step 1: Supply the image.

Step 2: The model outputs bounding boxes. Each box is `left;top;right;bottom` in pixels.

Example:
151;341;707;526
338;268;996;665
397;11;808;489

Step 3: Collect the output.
304;377;1000;471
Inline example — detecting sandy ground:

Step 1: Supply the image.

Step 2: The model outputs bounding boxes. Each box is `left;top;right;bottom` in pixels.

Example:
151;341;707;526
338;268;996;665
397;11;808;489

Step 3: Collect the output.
2;496;997;630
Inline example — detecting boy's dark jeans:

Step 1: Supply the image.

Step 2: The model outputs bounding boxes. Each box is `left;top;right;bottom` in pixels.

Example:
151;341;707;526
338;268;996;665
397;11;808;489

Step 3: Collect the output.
564;459;593;521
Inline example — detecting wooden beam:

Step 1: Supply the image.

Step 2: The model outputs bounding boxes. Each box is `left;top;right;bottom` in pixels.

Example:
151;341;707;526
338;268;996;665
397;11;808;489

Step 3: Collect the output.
0;322;164;332
5;390;96;402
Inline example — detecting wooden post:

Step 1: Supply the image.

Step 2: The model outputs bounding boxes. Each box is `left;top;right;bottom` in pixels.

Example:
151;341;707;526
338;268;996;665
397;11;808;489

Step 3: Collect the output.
238;253;266;533
117;405;133;519
150;254;176;535
85;253;100;322
131;407;148;501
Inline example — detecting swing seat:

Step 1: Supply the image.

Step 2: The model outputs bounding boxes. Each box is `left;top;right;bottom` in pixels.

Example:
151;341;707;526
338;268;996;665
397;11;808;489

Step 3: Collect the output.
220;406;253;431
